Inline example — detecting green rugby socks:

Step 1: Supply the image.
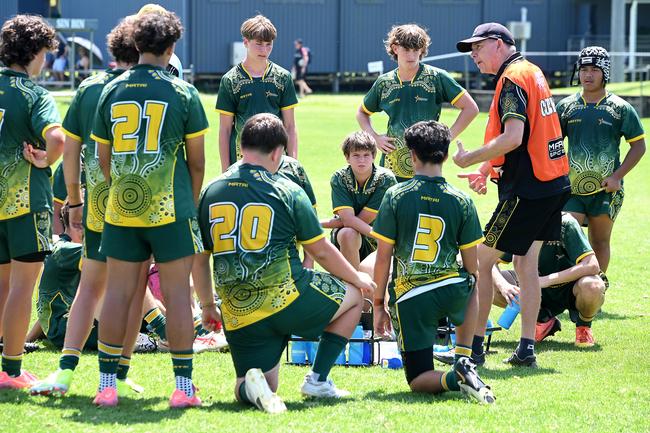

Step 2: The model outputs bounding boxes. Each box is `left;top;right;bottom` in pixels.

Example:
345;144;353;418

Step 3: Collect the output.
144;307;167;340
312;331;348;382
59;347;81;371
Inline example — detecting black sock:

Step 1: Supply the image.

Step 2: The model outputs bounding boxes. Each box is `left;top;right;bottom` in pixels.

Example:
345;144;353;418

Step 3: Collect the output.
471;335;484;356
238;381;252;405
516;337;535;358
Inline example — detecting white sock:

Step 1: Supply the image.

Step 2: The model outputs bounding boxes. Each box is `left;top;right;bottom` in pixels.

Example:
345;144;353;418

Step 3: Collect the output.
99;372;116;392
175;375;194;397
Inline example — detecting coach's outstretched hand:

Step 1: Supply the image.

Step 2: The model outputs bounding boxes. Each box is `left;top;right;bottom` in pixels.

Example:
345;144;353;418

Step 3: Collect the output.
452;140;472;168
458;171;488;195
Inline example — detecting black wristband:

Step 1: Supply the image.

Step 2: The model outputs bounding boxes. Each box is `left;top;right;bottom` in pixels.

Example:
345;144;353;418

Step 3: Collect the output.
68;202;83;209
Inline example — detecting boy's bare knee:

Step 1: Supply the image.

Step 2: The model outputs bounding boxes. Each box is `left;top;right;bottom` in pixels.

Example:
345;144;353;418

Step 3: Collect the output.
337;228;361;246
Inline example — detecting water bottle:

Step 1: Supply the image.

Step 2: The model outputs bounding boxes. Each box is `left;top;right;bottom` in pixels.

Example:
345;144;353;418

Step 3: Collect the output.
348;325;364;365
497;296;520;330
362;330;372;365
380;357;403;369
291;337;307;364
486;319;494;336
449;323;456;346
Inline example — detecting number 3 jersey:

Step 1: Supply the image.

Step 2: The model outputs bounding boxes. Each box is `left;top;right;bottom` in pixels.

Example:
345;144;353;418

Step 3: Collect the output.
370;175;483;304
91;64;209;227
197;163;325;330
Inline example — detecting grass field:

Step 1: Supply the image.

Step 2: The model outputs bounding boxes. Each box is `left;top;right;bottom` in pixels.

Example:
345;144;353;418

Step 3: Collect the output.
1;94;649;433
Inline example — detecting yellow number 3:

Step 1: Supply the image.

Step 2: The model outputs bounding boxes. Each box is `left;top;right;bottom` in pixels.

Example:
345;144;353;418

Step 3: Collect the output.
111;100;167;153
209;202;274;255
411;214;445;263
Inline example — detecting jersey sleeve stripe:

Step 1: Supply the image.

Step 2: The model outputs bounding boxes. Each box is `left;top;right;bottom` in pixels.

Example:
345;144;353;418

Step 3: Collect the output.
627;133;645;143
280;103;298;111
215;108;235;116
90;133;111;145
450;89;466;105
185;128;209;139
501;112;526;123
53;197;65;205
362;206;379;214
332;205;354;213
369;230;395;245
361;103;375;115
41;123;62;139
575;250;595;264
459;236;485;250
299;233;325;245
61;127;82;142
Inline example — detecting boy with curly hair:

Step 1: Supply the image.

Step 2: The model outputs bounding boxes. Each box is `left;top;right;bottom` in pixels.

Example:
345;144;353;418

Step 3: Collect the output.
0;14;64;389
91;10;209;408
357;24;478;182
30;17;149;398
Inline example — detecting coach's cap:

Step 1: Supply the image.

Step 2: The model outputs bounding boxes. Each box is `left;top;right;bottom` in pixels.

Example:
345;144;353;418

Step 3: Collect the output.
456;23;515;52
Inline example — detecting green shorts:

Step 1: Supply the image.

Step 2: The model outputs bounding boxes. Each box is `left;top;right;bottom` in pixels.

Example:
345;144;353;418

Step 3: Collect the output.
564;190;624;221
45;316;98;350
83;227;106;262
0;211;52;264
225;271;346;377
389;277;474;352
100;217;203;263
331;228;377;262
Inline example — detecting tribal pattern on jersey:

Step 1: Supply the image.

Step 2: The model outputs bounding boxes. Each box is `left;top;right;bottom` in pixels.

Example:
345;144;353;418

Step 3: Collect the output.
362;64;464;179
198;164;323;330
557;92;644;195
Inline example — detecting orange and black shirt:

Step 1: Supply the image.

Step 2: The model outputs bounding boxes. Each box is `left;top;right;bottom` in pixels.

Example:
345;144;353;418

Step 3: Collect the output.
486;53;570;201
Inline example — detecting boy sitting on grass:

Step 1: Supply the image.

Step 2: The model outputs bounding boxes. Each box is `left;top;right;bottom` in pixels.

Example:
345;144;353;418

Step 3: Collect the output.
321;131;396;270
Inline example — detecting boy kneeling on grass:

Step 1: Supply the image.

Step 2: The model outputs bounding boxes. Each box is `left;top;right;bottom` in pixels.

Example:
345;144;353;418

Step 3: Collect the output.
371;120;494;404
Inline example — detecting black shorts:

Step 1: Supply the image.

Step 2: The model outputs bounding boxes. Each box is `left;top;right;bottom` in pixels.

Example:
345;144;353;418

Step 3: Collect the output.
484;191;570;255
295;67;307;80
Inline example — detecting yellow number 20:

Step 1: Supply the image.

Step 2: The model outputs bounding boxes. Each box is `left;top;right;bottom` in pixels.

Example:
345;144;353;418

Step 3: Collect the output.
111;100;167;153
209;202;274;255
411;214;445;263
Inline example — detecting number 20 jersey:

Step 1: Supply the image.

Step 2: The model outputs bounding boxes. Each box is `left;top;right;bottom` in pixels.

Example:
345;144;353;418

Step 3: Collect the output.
197;163;325;330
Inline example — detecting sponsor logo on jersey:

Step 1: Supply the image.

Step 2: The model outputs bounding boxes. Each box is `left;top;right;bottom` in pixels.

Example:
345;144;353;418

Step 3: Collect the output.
547;138;565;160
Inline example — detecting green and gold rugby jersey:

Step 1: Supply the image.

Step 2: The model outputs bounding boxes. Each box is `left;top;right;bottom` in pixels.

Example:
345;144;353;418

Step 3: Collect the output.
231;155;317;206
197;163;324;331
501;214;593;280
63;69;123;232
0;69;61;220
370;176;483;304
278;155;316;206
36;234;82;346
557;92;645;195
215;62;298;165
362;64;465;179
91;64;209;227
52;163;67;206
331;164;396;216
